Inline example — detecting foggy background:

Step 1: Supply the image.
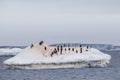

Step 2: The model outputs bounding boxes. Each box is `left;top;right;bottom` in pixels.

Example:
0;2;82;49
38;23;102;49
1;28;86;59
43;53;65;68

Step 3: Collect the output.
0;0;120;46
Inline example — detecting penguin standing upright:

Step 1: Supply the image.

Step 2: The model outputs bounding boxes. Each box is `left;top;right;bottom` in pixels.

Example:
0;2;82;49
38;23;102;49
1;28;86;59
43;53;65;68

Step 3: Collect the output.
60;46;63;54
31;44;34;48
76;50;78;53
44;46;47;50
86;46;89;51
68;48;71;51
39;41;44;45
72;48;74;51
57;46;59;52
80;45;82;53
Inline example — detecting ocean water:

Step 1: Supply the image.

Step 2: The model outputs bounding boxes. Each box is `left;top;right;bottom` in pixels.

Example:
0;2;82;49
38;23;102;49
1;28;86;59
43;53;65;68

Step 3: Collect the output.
0;46;120;80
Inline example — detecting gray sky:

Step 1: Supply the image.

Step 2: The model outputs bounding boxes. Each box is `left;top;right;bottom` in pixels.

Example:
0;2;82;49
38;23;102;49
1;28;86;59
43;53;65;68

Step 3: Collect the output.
0;0;120;46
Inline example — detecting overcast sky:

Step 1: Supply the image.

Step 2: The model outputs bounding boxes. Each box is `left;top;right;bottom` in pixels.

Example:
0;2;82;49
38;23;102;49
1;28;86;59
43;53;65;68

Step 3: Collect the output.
0;0;120;46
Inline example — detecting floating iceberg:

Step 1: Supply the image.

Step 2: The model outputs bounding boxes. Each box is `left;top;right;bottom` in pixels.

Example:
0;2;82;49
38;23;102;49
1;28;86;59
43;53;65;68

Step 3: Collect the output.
0;48;23;56
4;42;111;69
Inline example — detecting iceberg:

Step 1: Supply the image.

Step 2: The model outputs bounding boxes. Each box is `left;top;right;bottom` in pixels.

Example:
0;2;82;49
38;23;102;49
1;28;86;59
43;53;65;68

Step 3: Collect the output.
4;42;111;69
0;48;23;56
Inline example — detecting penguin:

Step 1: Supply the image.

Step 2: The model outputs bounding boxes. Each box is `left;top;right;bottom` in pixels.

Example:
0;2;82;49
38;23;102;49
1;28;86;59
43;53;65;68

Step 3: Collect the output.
76;50;78;53
72;48;74;51
44;46;47;50
39;41;44;45
68;48;71;51
30;44;34;48
60;46;63;54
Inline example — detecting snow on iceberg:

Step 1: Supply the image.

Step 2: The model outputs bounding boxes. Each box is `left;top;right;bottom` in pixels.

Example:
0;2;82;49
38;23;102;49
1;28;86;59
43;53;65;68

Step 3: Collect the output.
0;48;23;56
4;42;111;69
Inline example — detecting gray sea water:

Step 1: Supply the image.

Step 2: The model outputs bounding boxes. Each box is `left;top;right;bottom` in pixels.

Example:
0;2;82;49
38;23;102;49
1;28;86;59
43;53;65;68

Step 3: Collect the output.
0;49;120;80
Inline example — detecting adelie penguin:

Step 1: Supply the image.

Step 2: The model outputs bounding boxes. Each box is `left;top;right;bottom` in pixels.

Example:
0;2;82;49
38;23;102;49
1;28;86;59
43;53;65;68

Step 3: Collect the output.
30;44;34;48
39;41;44;45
